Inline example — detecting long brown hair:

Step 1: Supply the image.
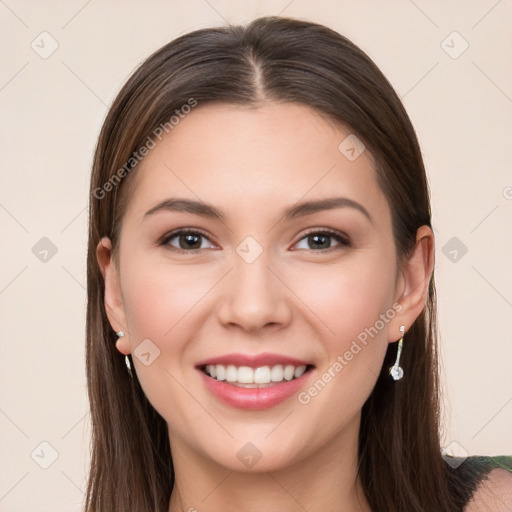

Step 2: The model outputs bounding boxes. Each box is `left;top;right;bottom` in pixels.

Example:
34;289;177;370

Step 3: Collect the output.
85;16;466;512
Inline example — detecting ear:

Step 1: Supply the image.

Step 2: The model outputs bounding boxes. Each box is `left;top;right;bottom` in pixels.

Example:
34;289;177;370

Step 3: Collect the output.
96;237;131;356
388;225;435;342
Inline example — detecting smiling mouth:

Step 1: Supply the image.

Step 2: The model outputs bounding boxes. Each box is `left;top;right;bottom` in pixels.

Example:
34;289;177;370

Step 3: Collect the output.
199;363;315;388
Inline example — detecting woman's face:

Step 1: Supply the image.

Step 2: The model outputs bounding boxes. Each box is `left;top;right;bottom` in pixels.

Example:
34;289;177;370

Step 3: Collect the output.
104;102;409;472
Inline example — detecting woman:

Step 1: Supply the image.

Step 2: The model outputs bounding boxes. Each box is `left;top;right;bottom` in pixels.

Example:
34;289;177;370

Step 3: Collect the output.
85;16;511;512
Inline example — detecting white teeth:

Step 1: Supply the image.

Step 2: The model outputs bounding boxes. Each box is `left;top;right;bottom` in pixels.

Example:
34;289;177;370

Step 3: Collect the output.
237;366;254;384
294;365;307;378
283;365;295;381
215;364;226;381
254;366;271;384
270;364;284;382
203;363;310;384
226;365;238;382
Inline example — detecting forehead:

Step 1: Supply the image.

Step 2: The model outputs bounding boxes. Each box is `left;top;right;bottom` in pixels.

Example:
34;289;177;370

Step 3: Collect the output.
123;102;390;225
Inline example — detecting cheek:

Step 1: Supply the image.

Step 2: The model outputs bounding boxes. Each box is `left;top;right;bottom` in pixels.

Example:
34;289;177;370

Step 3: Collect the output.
121;259;215;342
119;258;225;405
119;260;218;425
291;249;397;342
291;250;397;398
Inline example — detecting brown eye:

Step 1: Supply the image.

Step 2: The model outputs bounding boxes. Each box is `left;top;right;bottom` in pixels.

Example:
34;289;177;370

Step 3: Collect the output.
294;229;350;251
161;229;215;252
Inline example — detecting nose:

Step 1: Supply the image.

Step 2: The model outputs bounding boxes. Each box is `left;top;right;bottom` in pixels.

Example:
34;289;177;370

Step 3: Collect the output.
216;249;293;333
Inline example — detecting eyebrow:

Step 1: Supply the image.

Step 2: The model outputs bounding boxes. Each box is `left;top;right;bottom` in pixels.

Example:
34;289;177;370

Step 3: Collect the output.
144;197;373;224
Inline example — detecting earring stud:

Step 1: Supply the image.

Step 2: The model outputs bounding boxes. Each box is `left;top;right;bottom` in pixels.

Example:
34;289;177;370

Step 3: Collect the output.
389;325;405;381
116;330;133;377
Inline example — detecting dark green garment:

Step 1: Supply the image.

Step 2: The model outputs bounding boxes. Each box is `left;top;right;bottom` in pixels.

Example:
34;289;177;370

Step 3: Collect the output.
444;454;512;509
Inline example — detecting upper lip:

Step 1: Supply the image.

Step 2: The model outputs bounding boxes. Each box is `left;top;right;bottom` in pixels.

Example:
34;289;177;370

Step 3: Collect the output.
196;352;314;369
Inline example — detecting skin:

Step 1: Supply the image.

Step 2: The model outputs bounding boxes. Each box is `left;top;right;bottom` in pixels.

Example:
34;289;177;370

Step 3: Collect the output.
97;102;435;512
466;469;512;511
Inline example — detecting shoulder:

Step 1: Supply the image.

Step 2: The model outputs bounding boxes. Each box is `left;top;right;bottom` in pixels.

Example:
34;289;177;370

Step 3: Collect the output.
464;465;512;511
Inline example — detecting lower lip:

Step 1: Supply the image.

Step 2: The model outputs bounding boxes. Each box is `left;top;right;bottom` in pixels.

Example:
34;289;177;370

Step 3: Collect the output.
198;368;314;410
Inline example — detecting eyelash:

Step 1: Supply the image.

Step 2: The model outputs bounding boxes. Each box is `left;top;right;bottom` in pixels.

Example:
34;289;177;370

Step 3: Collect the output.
159;227;351;254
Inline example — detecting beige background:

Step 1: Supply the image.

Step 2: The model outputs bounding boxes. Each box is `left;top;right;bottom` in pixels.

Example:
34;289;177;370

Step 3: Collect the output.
1;1;511;510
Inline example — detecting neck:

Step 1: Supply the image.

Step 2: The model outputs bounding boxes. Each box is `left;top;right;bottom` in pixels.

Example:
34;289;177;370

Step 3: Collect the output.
167;414;371;512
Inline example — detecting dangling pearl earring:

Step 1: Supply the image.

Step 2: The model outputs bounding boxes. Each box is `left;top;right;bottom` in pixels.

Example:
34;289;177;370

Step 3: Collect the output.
116;331;133;378
389;325;405;381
